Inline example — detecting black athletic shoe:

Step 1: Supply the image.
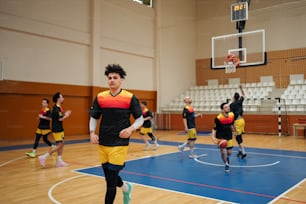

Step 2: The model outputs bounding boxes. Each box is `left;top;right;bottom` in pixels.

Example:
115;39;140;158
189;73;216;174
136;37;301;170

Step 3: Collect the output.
237;151;243;157
241;154;247;159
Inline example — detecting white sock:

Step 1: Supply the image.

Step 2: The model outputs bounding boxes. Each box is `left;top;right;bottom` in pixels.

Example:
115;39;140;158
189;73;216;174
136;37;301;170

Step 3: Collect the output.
57;155;62;161
182;142;188;148
32;149;36;153
241;146;246;154
122;182;128;192
190;148;194;154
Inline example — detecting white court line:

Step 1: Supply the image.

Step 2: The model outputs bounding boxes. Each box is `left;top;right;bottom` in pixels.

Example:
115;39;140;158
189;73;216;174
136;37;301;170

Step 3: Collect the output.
195;157;280;168
0;156;27;167
195;147;306;159
134;182;238;204
267;178;306;204
48;175;86;204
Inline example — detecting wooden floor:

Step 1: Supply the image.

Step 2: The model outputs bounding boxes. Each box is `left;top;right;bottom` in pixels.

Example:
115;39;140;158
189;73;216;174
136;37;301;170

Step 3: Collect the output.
1;131;306;204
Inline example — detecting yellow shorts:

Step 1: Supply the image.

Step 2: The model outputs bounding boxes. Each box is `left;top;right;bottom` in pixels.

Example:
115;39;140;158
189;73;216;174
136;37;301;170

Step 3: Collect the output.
187;128;197;140
36;128;51;135
98;145;128;166
234;118;245;135
140;127;152;135
53;132;64;142
217;139;233;148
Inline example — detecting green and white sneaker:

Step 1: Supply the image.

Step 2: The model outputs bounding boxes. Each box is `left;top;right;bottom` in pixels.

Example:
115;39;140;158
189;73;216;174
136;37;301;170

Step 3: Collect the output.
25;152;36;158
123;182;133;204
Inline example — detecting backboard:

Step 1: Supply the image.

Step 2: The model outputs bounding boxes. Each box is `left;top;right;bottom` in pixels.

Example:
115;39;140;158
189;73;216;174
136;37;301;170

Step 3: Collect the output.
211;29;266;69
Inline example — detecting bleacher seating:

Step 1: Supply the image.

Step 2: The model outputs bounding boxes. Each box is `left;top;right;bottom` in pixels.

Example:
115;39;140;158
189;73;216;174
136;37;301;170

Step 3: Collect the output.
162;81;274;113
163;75;305;114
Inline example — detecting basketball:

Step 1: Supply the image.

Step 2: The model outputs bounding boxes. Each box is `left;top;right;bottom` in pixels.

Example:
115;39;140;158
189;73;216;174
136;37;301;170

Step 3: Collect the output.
218;139;228;148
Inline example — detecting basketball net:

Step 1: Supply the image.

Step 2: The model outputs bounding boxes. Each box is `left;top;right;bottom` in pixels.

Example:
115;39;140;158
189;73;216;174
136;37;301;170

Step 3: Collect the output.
224;61;236;73
224;53;240;74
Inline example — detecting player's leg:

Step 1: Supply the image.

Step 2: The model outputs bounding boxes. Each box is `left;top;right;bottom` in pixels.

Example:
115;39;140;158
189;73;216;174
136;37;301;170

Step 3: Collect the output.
140;128;151;150
188;129;197;157
42;133;52;146
103;166;118;204
235;118;246;158
26;132;41;157
148;132;159;150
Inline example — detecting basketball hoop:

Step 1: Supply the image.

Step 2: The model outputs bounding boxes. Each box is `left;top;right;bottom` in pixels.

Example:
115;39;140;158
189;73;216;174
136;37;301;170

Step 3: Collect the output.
224;53;240;74
225;61;237;73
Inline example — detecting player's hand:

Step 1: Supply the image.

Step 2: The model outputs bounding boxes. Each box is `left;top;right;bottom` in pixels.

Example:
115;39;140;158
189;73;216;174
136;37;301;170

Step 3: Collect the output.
119;127;134;138
65;110;72;117
90;132;99;144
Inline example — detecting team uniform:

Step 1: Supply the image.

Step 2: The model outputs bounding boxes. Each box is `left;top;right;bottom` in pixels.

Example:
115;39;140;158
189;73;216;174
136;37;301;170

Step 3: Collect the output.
52;104;65;142
140;107;159;150
90;89;142;170
178;104;198;158
26;107;53;158
213;112;235;149
183;105;197;141
230;96;246;158
140;108;154;134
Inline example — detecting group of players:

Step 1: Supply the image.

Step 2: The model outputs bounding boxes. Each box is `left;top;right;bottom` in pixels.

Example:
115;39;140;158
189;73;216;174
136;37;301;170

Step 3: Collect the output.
178;84;247;172
26;92;72;167
26;64;246;204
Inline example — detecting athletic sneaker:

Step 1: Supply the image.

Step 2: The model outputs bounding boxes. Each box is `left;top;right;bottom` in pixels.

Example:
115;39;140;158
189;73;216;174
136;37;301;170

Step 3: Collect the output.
178;145;184;152
224;164;230;172
56;160;68;167
144;143;151;151
123;182;133;204
26;152;36;158
241;153;247;159
38;156;46;167
237;151;243;157
153;143;159;150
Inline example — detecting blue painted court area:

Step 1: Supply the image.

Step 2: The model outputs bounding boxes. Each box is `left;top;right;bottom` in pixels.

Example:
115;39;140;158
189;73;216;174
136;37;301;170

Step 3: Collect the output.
75;141;306;204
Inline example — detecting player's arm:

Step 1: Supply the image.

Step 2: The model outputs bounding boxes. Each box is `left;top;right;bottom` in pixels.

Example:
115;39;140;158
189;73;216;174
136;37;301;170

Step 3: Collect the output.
89;117;99;144
211;129;217;144
195;113;203;118
59;110;71;121
119;115;144;138
183;118;188;132
239;84;246;98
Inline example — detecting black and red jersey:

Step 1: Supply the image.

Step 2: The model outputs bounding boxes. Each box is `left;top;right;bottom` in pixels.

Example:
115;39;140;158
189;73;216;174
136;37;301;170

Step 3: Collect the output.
182;105;196;129
213;112;235;140
90;89;142;146
142;108;153;128
52;104;65;133
38;108;51;129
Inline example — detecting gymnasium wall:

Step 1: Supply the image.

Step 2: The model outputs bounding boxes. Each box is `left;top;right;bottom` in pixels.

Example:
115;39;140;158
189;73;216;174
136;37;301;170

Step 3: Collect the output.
196;47;306;88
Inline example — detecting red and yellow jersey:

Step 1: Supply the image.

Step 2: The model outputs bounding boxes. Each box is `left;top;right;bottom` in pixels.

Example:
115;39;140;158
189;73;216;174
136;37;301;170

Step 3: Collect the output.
90;89;142;146
213;112;235;140
38;107;51;129
142;108;153;128
182;105;196;129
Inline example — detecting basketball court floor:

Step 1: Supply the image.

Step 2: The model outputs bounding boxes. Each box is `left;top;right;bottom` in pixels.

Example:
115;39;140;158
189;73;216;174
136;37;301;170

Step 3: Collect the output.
1;131;306;203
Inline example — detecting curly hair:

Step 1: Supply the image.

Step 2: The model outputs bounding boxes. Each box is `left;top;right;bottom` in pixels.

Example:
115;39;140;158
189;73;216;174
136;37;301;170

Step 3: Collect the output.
104;64;127;79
